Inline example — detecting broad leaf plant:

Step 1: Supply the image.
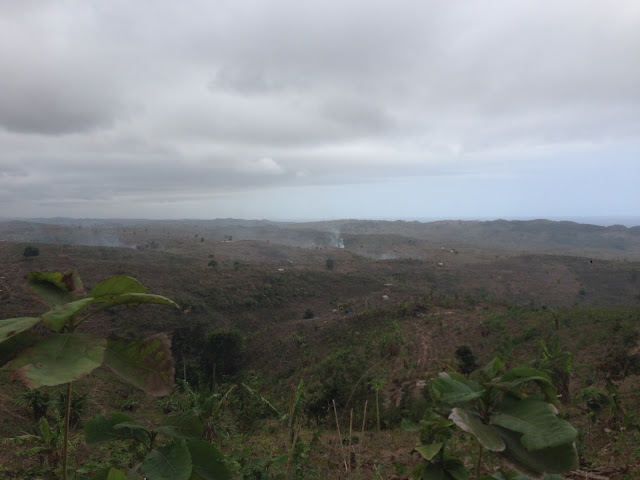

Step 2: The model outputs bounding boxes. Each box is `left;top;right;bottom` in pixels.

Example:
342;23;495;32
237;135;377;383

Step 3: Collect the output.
0;271;180;479
431;358;578;479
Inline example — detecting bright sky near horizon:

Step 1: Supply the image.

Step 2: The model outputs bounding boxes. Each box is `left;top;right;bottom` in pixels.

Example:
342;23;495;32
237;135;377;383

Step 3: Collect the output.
1;1;639;222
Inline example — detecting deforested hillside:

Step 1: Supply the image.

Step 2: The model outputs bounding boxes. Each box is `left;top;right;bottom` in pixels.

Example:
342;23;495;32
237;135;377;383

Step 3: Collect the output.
1;222;639;479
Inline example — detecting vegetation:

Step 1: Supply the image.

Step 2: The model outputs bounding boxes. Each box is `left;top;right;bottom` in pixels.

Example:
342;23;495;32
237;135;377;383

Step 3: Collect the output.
432;358;577;477
455;345;478;376
0;271;178;479
1;219;640;479
23;246;40;258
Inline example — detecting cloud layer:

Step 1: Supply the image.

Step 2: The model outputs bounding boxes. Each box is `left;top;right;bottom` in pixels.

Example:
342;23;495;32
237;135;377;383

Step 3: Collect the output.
1;0;639;220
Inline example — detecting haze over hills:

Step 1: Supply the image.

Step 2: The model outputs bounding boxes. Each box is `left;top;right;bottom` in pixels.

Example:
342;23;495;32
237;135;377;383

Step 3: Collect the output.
1;217;639;261
2;216;639;311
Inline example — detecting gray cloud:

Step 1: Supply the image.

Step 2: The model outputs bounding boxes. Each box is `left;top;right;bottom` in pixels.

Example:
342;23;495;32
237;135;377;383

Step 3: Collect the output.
0;0;638;219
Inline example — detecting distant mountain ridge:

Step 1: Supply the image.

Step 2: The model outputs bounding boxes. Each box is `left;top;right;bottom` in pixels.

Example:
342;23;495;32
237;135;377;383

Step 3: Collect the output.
1;217;639;259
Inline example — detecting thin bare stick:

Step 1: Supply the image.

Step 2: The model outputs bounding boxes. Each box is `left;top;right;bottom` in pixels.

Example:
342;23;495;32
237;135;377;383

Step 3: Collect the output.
62;382;71;480
361;399;368;436
348;408;353;475
332;399;348;473
355;400;368;478
286;417;302;480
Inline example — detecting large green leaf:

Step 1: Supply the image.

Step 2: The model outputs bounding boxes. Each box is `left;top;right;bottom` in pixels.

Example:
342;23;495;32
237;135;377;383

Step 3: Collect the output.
155;411;203;440
89;467;128;480
27;271;84;307
141;440;192;480
0;317;40;343
477;474;529;480
38;416;54;444
402;419;420;432
478;357;505;379
497;426;578;476
104;334;175;396
84;413;149;446
0;330;36;367
431;374;484;405
95;293;178;310
498;367;557;403
41;298;95;332
416;442;443;461
449;408;505;452
10;333;106;388
499;367;552;386
187;440;231;480
490;398;576;451
442;457;469;480
90;276;150;297
422;463;445;480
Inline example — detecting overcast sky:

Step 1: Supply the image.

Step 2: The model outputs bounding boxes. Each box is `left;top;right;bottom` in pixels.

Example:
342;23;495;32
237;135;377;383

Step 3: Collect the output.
1;1;639;224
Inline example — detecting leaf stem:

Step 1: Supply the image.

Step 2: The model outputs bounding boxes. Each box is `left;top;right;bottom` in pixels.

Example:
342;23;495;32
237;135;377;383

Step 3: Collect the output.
476;444;483;477
62;382;71;480
74;303;111;330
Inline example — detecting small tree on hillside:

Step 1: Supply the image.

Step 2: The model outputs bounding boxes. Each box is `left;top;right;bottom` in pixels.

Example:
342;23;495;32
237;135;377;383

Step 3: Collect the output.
201;329;244;389
455;345;478;375
325;258;334;270
23;246;40;259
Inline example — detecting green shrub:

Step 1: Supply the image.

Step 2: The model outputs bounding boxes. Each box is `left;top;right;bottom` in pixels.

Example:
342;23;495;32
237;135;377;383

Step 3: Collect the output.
455;345;478;376
305;348;371;424
19;389;51;421
23;246;40;258
56;391;88;429
200;329;245;388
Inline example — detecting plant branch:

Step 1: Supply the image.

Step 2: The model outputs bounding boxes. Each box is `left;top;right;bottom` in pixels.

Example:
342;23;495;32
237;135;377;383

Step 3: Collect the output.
73;303;112;330
333;399;348;473
62;382;71;480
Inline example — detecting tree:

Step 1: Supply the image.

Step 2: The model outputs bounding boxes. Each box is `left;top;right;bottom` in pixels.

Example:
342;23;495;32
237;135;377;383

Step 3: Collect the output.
201;329;244;389
455;345;478;376
171;323;207;385
23;246;40;258
208;259;218;268
325;258;334;270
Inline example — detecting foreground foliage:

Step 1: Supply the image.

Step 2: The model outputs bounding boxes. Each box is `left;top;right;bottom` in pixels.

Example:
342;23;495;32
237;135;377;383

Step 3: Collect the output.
431;358;577;478
0;271;179;479
1;271;178;393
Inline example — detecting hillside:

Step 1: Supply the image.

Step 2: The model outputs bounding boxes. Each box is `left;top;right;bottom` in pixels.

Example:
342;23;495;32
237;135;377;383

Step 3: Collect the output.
2;217;640;260
1;218;639;479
